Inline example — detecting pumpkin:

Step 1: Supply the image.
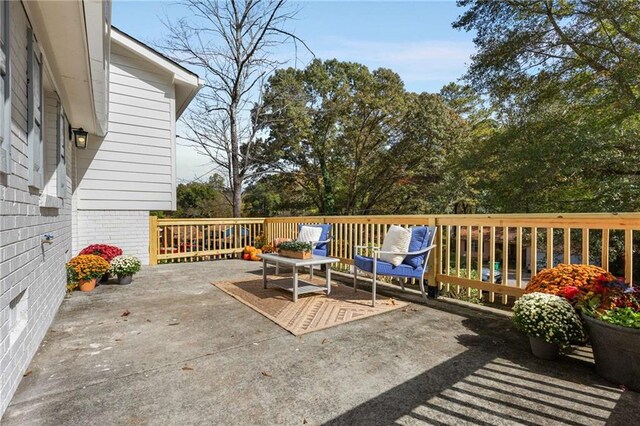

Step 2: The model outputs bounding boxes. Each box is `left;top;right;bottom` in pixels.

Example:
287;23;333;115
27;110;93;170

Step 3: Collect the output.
250;249;262;261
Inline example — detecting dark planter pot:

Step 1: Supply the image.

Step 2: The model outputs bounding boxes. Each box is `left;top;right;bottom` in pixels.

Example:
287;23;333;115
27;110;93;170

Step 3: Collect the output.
528;336;560;360
117;275;133;285
584;314;640;391
100;273;110;283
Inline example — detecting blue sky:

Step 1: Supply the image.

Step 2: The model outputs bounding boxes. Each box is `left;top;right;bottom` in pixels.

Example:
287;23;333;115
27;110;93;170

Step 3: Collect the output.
112;0;476;180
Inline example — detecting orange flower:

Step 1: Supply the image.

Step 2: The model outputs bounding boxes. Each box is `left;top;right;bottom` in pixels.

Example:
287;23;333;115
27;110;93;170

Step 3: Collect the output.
66;255;110;281
525;264;615;299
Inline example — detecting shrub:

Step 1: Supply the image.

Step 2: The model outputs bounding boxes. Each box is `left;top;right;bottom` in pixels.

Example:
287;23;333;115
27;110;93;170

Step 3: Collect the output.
278;240;312;252
79;244;123;263
110;255;142;276
441;268;483;304
524;264;615;300
66;255;111;283
513;292;585;347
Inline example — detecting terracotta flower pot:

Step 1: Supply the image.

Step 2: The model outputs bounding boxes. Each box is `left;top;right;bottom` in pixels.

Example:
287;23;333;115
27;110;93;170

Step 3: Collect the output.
528;336;560;360
78;278;97;292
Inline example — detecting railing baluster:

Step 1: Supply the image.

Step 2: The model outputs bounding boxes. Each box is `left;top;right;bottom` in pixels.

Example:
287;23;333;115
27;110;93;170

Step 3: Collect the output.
466;225;472;297
502;226;509;304
564;227;570;264
582;228;589;265
531;227;537;278
546;228;554;269
478;225;483;299
602;228;609;271
455;225;461;278
625;229;633;285
489;226;495;303
516;226;522;288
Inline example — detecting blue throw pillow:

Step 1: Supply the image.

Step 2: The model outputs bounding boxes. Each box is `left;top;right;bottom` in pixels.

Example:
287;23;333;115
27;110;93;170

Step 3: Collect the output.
402;226;432;269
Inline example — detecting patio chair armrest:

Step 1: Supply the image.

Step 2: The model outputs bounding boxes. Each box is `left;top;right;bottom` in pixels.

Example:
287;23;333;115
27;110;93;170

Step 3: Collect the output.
312;237;332;245
375;244;437;257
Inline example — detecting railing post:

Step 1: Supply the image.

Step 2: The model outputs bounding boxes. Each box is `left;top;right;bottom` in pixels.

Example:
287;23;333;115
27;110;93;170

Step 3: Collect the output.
149;215;158;266
427;217;438;296
264;218;271;244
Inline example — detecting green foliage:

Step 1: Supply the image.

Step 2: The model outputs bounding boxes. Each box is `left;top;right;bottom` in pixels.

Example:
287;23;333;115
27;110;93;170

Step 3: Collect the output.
278;240;312;253
441;268;483;304
254;59;470;216
600;307;640;329
171;175;232;218
454;1;640;213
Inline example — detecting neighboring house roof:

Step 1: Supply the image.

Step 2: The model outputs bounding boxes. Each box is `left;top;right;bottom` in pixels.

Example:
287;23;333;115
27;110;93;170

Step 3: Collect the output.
110;26;203;118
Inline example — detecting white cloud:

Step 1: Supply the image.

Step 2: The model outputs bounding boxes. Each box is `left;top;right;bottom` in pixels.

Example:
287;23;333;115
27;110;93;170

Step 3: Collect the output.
307;38;475;91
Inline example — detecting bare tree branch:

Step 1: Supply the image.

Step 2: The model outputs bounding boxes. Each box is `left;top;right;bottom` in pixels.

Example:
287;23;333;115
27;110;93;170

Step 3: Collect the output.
160;0;308;217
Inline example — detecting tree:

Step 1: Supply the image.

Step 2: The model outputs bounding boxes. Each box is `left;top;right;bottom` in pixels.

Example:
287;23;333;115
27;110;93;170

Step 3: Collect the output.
163;0;309;217
258;59;407;214
454;0;640;213
257;59;470;215
455;0;640;118
243;174;312;217
174;175;232;217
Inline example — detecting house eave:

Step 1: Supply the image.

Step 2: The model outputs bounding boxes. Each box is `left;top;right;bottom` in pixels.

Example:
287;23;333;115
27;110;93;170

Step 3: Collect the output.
23;0;110;136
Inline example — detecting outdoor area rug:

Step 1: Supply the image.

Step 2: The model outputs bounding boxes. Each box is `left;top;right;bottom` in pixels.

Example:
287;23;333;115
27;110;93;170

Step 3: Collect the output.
212;276;407;336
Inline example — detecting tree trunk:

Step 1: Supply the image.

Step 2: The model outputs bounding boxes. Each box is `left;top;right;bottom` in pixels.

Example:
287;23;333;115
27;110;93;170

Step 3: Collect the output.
230;103;241;217
232;183;242;217
319;156;335;214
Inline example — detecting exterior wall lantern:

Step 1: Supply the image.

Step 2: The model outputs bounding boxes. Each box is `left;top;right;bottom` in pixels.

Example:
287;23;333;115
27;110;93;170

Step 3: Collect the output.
73;128;89;149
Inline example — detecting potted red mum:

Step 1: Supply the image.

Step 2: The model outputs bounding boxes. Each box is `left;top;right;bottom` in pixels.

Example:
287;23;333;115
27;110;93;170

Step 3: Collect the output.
79;244;123;282
577;275;640;391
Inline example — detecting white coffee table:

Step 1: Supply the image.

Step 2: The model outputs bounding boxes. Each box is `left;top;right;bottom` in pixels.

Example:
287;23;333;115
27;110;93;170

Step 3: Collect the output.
259;253;340;302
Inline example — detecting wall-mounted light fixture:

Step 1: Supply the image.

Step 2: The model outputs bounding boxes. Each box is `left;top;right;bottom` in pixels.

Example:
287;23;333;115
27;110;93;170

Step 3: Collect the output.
73;128;89;149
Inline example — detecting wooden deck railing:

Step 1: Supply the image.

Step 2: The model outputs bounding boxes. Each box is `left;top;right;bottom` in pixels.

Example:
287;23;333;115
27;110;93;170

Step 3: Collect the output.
149;216;265;264
150;213;640;303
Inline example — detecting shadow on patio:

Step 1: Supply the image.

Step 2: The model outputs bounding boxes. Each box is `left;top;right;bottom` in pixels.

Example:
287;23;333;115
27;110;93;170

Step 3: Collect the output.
325;313;637;425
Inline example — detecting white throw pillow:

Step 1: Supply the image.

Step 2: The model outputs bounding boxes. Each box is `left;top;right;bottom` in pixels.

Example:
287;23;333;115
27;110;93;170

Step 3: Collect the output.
379;225;412;266
297;226;323;247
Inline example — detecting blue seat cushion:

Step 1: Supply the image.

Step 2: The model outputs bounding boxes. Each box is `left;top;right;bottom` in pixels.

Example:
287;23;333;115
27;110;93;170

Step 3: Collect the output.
298;224;331;254
312;247;327;257
403;226;433;269
354;255;424;279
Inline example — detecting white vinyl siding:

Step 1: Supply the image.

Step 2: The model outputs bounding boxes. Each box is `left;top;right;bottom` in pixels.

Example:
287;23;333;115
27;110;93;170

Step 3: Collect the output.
27;28;43;189
76;45;176;210
0;0;10;174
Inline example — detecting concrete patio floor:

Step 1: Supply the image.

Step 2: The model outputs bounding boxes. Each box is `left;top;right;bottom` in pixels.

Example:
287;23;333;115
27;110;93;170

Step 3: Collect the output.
2;260;639;425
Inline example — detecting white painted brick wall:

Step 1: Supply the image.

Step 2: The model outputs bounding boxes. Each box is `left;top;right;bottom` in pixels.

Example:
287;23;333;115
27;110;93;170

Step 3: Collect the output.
75;210;149;265
0;2;72;415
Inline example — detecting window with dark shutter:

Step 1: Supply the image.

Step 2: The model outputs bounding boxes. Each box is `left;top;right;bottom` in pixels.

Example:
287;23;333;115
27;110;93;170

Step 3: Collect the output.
56;102;66;198
0;1;10;175
27;28;43;189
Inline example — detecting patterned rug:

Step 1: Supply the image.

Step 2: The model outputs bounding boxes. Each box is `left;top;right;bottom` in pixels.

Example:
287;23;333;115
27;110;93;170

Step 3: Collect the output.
213;275;407;336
